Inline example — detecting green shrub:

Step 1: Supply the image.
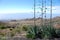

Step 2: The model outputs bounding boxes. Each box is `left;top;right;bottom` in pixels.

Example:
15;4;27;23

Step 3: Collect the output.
41;25;57;38
0;33;6;37
15;27;21;33
0;25;6;29
9;28;13;31
10;28;21;37
0;37;6;40
26;26;42;39
22;25;28;31
56;29;60;38
26;25;60;39
10;32;15;37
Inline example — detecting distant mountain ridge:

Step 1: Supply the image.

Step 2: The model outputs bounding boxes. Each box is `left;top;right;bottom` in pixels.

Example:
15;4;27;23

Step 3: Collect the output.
0;13;60;20
0;16;60;28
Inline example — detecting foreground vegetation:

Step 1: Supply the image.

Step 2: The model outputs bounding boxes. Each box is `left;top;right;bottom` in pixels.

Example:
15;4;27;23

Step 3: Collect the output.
0;21;60;40
26;25;60;39
0;24;60;39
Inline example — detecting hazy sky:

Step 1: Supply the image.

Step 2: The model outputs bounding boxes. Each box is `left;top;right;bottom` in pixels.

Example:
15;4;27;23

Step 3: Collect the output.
0;0;60;20
0;0;60;14
0;0;34;13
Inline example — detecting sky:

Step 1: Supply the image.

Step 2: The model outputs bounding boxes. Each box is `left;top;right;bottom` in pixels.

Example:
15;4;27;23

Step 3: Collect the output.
0;0;60;20
0;0;33;13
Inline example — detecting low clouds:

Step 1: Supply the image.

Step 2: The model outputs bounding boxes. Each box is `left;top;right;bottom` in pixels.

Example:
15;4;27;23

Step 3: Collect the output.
34;6;60;14
0;6;60;14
